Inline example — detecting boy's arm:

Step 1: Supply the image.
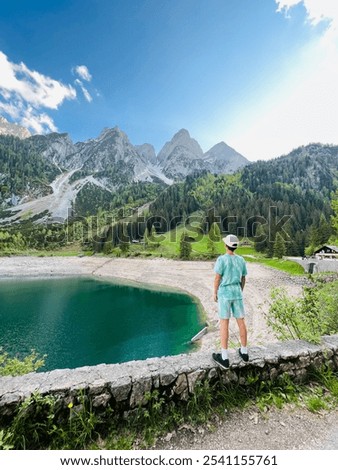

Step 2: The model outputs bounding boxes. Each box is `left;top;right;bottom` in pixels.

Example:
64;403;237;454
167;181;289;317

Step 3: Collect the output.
214;273;222;301
241;276;246;291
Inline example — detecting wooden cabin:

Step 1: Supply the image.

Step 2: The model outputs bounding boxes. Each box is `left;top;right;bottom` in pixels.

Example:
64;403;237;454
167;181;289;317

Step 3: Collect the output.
314;245;338;259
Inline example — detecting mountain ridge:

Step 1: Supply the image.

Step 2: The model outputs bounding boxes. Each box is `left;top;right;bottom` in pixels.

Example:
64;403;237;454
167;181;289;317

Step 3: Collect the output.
3;118;335;226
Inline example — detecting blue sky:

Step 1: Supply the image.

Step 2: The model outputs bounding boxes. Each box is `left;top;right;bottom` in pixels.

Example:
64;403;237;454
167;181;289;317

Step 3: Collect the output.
0;0;337;160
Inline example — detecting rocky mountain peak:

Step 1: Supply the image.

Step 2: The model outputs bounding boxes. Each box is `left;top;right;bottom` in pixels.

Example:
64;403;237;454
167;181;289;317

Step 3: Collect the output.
0;116;31;139
203;141;249;173
157;128;204;165
97;126;127;142
135;143;157;165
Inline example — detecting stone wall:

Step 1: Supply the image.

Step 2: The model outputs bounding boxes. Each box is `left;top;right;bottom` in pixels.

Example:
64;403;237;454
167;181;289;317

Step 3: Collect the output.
1;335;338;424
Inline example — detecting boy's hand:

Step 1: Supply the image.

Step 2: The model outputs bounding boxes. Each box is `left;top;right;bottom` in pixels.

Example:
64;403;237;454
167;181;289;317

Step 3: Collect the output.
213;293;218;302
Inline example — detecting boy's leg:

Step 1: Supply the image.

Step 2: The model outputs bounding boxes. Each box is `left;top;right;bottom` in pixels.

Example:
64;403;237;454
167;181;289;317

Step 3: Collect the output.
212;318;230;369
236;318;247;347
236;318;249;361
212;299;231;368
220;318;230;350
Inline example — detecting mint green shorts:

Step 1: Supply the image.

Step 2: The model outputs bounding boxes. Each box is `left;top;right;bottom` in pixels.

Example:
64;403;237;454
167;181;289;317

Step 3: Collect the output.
218;298;245;319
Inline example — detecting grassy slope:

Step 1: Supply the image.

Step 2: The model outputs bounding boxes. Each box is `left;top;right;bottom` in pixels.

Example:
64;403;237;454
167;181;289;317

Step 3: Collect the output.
118;226;305;275
1;223;305;275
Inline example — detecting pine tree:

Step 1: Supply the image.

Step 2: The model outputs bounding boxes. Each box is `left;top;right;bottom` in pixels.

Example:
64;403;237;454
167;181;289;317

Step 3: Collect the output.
207;237;216;257
273;232;286;259
209;222;221;242
254;224;267;253
331;189;338;234
144;227;150;247
179;231;192;260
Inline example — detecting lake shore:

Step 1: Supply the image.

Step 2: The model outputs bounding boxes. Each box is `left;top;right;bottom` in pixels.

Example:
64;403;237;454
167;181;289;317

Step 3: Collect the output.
0;256;306;352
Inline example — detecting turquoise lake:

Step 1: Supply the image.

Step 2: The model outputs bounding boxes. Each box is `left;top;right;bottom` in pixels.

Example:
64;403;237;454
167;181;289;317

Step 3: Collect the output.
0;277;204;371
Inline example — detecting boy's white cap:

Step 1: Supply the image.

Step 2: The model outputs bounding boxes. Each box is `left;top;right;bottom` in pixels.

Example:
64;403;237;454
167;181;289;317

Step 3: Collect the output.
222;234;239;248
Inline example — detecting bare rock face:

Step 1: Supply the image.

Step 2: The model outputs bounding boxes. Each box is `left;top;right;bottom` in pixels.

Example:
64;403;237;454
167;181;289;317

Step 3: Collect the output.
0;116;31;139
203;142;249;174
157;129;205;180
135;143;157;165
157;129;248;180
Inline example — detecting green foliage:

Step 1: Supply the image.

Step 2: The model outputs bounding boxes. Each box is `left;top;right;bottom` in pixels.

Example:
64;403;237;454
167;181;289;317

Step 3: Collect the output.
7;392;58;449
309;365;338;400
148;145;338;257
208;222;221;242
309;213;332;247
119;238;130;253
0;349;45;376
0;230;26;252
3;391;99;450
74;183;115;217
179;231;192;260
0;429;13;450
331;189;338;233
317;280;338;335
254;224;267;252
207;236;216;257
254;374;300;412
266;281;338;343
206;222;221;256
304;394;328;413
75;181;165;217
0;135;59;207
273;232;286;259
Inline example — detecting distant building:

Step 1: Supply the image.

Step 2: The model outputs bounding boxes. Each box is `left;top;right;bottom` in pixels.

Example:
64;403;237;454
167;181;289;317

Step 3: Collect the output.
314;245;338;259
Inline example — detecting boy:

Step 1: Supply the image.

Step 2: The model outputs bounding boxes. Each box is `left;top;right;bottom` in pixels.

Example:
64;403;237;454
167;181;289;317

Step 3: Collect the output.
212;234;248;369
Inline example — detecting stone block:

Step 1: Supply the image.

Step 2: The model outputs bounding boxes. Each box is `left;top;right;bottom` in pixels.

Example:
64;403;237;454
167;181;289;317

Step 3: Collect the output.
109;377;132;402
187;369;206;394
322;335;338;351
92;392;111;408
160;373;177;387
173;374;188;397
129;377;152;408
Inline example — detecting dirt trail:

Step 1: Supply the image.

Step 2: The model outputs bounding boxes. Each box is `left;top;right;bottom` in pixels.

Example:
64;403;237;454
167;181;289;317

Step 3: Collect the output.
152;405;338;450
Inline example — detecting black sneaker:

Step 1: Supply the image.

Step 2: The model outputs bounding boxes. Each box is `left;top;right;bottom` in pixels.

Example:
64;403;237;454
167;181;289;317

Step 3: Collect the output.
238;348;249;362
212;353;229;370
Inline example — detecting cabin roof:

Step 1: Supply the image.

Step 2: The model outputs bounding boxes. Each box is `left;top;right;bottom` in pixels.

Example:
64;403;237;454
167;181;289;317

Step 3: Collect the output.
314;245;338;254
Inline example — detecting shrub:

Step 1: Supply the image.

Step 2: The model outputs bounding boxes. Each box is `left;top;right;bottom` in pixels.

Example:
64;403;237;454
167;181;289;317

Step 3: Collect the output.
266;286;330;344
0;349;45;377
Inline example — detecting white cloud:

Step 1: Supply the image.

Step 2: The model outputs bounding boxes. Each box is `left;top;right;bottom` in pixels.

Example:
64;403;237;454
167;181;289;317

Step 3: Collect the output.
0;51;77;134
0;51;76;109
72;65;95;103
74;78;93;103
275;1;338;37
73;65;92;82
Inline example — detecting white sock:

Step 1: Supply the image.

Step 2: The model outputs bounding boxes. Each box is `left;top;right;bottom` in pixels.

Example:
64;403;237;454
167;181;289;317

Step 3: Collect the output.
241;346;248;354
221;349;228;360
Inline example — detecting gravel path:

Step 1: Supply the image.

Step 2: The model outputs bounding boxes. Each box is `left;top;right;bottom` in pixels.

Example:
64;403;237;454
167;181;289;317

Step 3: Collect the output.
152;405;338;450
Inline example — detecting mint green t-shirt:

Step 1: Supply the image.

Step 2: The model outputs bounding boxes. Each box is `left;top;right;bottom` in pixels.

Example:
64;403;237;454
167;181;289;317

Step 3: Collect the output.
214;254;247;300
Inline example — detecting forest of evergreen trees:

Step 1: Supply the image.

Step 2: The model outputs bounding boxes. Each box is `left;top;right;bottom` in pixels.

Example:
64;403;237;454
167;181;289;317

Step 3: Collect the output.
0;135;59;205
146;145;338;257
